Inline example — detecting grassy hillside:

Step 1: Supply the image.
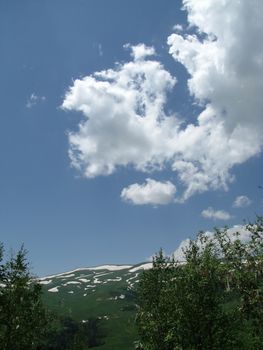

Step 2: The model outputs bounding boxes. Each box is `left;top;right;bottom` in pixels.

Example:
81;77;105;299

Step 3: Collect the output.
40;264;150;349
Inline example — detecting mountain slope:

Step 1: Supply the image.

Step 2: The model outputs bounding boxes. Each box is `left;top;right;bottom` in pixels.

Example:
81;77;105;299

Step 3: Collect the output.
40;263;152;349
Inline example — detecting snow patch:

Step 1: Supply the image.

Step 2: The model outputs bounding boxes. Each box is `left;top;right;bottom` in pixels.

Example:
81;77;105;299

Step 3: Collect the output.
94;279;103;284
127;273;139;284
91;265;132;271
129;263;152;272
40;265;132;279
106;277;122;282
109;294;126;300
78;278;90;283
63;281;81;285
39;279;52;285
57;274;75;279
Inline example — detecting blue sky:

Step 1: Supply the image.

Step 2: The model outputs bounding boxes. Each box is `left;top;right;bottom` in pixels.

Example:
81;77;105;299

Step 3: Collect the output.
1;0;263;277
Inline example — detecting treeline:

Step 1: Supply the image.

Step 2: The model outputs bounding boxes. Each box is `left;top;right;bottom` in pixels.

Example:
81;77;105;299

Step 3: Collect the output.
0;244;106;350
136;217;263;350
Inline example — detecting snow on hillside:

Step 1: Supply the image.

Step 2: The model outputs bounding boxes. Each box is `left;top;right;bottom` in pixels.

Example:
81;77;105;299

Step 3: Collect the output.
39;262;155;295
39;264;133;280
129;263;152;272
90;265;133;271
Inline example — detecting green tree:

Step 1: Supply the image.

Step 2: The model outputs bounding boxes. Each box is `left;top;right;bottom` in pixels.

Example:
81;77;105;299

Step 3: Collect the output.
136;218;263;350
0;245;50;350
136;250;177;350
214;217;263;349
44;316;106;349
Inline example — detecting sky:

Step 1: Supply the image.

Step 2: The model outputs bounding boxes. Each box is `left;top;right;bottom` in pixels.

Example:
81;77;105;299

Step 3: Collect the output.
0;0;263;277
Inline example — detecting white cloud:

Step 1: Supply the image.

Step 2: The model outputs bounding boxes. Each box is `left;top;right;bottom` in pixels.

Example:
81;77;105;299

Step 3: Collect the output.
201;207;232;220
98;43;103;57
173;224;252;261
121;178;176;206
167;0;263;199
26;93;46;108
172;238;191;262
233;195;252;208
62;44;177;178
173;24;183;32
124;43;156;61
63;0;263;202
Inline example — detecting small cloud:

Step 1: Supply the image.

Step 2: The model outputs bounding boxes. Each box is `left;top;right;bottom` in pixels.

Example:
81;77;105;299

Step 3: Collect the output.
121;178;176;206
98;43;103;57
26;93;46;109
173;24;183;32
123;43;155;61
201;207;232;220
233;195;252;208
26;93;38;108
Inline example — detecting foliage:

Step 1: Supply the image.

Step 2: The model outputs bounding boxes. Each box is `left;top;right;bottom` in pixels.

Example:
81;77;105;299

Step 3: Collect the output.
42;316;106;349
136;217;263;350
0;245;50;350
0;244;107;349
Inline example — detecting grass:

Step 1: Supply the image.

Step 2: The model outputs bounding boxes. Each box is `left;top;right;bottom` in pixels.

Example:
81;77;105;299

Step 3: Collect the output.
41;267;141;349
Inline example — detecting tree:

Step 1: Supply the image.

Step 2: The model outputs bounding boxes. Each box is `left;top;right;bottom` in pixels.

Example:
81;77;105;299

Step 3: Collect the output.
136;250;176;350
44;316;106;350
0;243;105;349
136;218;263;350
214;217;263;349
0;245;50;350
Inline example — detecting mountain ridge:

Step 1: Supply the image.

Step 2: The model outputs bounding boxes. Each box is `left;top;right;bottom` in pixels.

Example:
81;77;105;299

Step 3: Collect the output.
38;262;152;280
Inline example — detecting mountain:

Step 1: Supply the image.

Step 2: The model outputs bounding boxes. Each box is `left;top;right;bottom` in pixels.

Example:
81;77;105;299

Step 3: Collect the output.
39;263;152;349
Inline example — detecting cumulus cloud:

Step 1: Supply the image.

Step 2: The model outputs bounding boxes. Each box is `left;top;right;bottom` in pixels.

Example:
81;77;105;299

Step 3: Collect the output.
172;224;253;262
233;195;252;208
121;178;176;206
62;44;177;178
201;207;232;220
167;0;263;199
63;0;263;202
124;43;156;61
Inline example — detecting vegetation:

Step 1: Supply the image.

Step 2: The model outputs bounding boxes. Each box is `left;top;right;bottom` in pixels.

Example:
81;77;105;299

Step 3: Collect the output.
42;316;106;350
0;244;50;350
0;245;107;349
136;217;263;349
0;217;262;349
41;268;138;350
